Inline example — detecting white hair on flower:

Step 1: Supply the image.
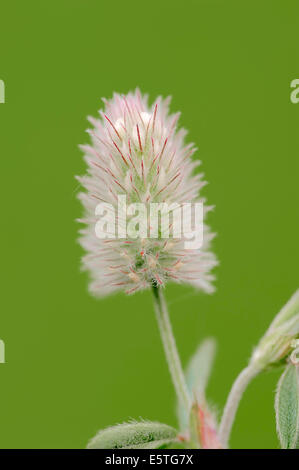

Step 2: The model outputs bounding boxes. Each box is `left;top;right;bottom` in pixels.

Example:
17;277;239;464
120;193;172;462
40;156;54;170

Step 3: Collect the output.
77;89;217;296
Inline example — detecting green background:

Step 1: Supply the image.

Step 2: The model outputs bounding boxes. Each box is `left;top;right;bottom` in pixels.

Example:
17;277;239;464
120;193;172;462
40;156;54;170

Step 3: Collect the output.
0;0;298;449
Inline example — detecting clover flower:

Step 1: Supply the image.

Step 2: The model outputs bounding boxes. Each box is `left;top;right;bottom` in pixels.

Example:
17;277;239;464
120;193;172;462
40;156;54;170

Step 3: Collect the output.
77;90;217;296
77;91;299;450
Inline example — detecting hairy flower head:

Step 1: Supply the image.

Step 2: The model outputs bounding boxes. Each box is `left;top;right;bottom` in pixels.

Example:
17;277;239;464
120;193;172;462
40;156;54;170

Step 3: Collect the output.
77;90;217;296
250;289;299;370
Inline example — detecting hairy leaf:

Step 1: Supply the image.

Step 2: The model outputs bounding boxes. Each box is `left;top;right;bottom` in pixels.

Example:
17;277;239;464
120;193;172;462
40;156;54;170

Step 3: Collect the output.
123;439;178;449
188;403;201;448
185;338;217;395
87;420;177;449
177;338;217;431
275;363;299;448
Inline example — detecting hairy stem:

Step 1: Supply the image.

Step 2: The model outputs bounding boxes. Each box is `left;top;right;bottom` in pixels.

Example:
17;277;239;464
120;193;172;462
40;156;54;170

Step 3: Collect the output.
219;364;260;447
152;286;191;414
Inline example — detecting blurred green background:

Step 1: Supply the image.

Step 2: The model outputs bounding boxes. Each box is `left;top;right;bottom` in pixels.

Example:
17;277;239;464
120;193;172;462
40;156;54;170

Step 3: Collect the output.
0;0;298;449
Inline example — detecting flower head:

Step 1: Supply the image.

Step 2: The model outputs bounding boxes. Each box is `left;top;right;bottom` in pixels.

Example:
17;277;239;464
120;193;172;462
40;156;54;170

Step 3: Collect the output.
250;289;299;370
77;90;217;296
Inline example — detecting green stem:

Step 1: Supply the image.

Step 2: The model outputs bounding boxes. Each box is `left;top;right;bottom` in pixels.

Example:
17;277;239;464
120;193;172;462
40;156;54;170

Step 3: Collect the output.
219;364;260;447
152;286;191;414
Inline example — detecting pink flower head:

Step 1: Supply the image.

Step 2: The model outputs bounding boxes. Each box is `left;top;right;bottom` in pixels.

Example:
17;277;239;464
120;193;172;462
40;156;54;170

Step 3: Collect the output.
77;90;217;296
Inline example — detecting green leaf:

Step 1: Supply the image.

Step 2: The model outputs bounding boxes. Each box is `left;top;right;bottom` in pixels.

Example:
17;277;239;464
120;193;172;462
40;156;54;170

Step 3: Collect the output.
275;362;299;448
177;338;217;431
185;338;217;395
124;439;178;449
87;420;177;449
188;403;200;448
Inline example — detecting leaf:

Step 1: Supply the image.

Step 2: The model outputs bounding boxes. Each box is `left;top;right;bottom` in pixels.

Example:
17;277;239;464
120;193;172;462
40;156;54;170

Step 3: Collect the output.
185;338;217;395
87;420;177;449
275;362;299;448
123;439;178;449
188;403;200;448
177;338;217;431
